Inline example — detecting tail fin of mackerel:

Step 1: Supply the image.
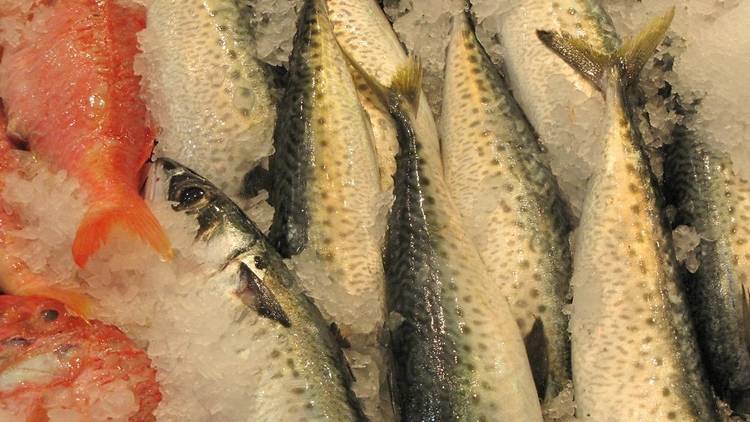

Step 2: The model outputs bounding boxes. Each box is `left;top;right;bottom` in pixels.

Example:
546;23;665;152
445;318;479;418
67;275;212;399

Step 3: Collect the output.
342;47;423;116
389;56;422;114
536;7;675;91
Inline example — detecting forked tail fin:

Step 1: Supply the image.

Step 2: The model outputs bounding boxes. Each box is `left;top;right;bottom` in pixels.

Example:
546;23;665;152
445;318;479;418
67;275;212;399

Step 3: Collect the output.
73;190;172;267
536;7;675;91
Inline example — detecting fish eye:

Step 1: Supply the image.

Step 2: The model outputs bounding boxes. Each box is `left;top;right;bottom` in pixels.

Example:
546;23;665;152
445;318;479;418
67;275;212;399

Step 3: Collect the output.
41;309;59;322
179;186;205;206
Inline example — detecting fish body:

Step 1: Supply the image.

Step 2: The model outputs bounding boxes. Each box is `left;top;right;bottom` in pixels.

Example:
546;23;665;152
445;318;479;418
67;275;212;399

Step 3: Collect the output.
326;0;439;190
148;158;366;421
481;0;619;208
664;123;750;414
0;295;161;421
440;13;572;401
270;0;385;336
382;60;543;421
0;0;170;267
139;0;276;197
538;10;719;420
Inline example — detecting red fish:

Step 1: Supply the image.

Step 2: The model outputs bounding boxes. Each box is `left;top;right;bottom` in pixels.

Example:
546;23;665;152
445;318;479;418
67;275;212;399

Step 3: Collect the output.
0;295;162;421
0;0;171;267
0;105;92;314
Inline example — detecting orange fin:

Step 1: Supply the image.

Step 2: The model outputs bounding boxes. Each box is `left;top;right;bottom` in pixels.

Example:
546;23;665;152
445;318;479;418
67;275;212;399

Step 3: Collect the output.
72;193;172;267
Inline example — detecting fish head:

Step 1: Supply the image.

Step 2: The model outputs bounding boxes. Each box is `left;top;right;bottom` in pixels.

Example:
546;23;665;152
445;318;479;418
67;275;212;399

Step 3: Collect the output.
146;158;252;255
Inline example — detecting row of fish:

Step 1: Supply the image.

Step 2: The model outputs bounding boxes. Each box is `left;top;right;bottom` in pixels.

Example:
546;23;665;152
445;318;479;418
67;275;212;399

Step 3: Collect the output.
0;0;747;421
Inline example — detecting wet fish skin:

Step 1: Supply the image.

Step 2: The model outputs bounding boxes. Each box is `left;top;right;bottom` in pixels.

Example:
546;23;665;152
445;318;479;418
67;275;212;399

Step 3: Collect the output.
538;10;719;420
141;0;276;198
490;0;622;208
0;0;171;267
440;13;572;401
382;60;543;421
269;0;385;324
664;121;750;414
150;158;366;421
326;0;440;189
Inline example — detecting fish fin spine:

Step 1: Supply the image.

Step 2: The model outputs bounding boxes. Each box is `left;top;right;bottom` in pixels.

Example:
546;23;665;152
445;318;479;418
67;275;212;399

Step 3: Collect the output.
72;191;172;267
536;6;675;89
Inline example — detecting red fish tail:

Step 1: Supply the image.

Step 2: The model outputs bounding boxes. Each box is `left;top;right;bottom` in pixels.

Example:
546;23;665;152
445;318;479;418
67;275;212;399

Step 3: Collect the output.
72;191;172;268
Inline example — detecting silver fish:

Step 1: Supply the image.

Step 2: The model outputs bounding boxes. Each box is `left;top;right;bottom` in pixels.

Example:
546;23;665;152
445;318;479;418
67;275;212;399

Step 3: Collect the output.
538;8;719;420
440;12;572;402
326;0;440;193
148;157;366;421
269;0;385;334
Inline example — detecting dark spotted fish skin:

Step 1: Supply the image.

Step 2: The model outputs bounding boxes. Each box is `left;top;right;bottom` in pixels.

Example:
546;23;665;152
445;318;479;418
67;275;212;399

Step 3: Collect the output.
568;81;717;421
150;158;366;421
440;14;573;402
536;8;720;420
382;64;543;421
269;0;384;310
664;121;750;414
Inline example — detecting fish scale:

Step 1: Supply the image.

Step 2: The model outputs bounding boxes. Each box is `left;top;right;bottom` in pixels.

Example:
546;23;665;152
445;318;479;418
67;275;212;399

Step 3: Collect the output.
440;13;573;402
270;0;388;418
493;0;622;208
326;0;440;183
270;0;384;311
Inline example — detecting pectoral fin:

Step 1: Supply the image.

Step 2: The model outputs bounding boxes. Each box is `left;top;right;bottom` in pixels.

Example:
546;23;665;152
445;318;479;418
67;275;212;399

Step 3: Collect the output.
238;262;291;327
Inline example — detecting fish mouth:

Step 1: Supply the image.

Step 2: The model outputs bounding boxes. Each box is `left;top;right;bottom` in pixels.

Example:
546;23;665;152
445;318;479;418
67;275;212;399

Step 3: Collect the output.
145;157;184;204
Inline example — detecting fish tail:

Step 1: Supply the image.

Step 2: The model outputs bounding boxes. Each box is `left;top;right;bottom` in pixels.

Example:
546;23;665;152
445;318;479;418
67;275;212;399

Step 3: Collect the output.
73;190;172;267
536;6;675;90
388;56;423;115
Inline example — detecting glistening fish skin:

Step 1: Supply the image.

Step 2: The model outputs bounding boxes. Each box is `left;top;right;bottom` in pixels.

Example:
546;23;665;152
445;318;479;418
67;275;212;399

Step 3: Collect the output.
664;121;750;414
140;0;276;197
382;61;543;421
496;0;621;208
269;0;384;326
440;13;572;401
538;10;719;421
326;0;440;192
149;158;365;421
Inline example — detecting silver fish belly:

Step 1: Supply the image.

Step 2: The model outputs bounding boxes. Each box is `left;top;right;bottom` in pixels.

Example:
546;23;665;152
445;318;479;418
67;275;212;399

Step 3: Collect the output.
476;0;620;210
269;0;388;418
